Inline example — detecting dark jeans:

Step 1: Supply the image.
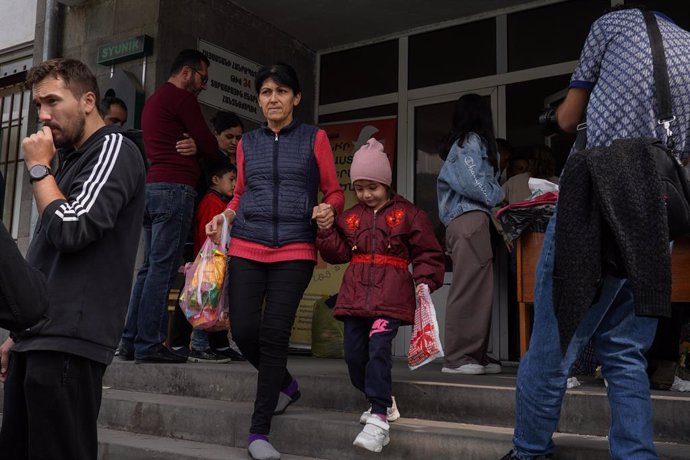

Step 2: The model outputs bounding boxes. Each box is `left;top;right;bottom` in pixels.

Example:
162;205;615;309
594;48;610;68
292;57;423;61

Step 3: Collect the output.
121;183;196;357
343;316;401;415
228;257;314;435
0;350;106;460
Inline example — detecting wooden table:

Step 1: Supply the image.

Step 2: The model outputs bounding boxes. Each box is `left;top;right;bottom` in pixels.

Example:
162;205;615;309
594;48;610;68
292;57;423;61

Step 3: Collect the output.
516;233;690;356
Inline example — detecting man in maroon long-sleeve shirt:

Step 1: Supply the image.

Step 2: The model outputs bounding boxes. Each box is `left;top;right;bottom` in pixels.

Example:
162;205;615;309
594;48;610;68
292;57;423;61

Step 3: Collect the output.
119;49;219;363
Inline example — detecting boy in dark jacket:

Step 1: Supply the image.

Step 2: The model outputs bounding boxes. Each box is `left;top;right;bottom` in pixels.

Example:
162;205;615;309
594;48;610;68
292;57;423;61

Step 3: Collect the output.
316;138;445;453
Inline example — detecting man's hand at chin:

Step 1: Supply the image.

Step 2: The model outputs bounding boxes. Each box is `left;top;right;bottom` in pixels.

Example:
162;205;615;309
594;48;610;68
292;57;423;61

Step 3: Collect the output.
23;126;57;169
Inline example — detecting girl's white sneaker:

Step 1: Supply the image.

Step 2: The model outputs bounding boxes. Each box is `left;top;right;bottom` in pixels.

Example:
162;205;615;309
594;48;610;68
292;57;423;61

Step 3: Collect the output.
353;416;390;453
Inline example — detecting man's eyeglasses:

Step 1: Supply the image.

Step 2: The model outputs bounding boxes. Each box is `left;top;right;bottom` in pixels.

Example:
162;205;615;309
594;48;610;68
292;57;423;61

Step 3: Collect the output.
188;66;208;84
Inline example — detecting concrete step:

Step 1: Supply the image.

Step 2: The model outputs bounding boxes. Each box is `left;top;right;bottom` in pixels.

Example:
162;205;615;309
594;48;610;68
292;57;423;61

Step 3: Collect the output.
98;427;322;460
97;388;690;460
103;357;690;444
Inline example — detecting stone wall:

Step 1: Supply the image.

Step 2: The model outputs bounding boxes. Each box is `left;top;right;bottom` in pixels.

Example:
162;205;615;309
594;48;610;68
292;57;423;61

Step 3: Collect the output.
157;0;316;124
42;0;316;123
18;0;316;249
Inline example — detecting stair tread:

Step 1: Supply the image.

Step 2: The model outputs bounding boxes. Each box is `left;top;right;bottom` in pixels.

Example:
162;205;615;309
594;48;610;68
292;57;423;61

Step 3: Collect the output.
107;357;690;398
98;427;322;460
99;388;690;458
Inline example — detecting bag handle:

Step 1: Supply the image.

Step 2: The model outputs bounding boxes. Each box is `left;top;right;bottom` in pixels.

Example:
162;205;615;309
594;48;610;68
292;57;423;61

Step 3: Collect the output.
219;212;230;251
642;10;676;149
192;214;229;309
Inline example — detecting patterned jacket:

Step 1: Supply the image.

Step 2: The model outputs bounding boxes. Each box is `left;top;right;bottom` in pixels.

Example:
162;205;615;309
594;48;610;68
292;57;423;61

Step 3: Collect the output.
316;194;445;324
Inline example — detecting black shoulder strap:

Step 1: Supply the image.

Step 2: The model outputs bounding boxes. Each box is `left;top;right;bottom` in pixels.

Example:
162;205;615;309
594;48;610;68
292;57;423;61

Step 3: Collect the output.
642;10;674;124
574;125;587;152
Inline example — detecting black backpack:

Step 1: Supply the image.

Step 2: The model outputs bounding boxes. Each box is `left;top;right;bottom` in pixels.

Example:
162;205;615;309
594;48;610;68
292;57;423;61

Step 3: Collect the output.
652;140;690;239
642;10;690;239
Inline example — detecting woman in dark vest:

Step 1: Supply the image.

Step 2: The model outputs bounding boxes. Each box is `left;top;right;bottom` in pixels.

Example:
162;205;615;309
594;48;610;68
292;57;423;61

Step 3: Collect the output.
206;62;344;460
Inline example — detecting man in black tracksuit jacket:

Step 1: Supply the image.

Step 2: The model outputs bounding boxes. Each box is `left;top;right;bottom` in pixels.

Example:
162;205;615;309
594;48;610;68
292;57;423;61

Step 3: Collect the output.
0;58;145;460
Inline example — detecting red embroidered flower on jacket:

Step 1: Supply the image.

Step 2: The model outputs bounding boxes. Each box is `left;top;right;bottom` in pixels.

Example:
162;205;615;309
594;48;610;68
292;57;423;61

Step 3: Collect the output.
345;213;360;232
385;209;405;228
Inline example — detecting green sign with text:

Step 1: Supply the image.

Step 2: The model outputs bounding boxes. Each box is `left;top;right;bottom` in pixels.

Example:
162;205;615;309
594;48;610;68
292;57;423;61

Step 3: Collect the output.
97;35;153;65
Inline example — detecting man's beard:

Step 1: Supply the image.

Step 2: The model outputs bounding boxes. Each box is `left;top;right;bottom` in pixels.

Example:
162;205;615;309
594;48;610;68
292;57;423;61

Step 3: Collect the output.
183;80;201;97
50;116;85;149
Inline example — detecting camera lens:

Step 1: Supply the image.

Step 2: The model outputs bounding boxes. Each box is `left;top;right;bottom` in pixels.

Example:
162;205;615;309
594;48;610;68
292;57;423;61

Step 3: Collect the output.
539;107;557;127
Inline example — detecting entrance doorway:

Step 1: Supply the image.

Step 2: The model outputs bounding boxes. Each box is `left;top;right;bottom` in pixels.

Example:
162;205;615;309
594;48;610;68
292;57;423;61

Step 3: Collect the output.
398;88;509;360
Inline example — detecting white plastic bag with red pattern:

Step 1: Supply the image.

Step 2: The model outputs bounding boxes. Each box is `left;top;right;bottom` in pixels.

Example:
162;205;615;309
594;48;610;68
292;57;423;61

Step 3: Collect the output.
407;283;444;370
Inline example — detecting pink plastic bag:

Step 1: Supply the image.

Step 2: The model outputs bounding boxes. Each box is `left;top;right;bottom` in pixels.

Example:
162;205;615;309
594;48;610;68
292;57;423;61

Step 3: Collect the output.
179;215;230;330
407;283;444;370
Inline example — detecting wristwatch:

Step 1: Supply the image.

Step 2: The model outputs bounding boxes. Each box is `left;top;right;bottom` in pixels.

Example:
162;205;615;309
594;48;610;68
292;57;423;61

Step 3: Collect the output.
29;164;52;183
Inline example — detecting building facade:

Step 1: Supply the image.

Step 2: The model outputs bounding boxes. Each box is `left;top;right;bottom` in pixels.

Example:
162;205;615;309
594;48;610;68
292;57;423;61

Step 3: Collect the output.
16;0;689;359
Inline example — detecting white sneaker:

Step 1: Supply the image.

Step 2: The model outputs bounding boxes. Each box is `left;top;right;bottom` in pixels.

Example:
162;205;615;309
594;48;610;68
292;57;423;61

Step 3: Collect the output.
359;396;401;424
567;376;581;389
671;375;690;392
442;363;485;375
484;363;502;374
353;416;390;453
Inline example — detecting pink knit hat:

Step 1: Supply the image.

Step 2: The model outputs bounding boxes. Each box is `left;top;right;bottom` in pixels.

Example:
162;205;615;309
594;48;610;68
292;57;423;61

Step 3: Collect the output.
350;138;392;186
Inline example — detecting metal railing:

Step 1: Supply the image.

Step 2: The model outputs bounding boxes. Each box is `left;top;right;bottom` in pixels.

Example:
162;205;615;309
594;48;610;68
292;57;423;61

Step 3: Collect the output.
0;83;30;234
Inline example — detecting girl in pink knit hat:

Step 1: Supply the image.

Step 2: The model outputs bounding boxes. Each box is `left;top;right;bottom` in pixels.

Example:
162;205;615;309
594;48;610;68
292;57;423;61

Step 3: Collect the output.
316;138;445;453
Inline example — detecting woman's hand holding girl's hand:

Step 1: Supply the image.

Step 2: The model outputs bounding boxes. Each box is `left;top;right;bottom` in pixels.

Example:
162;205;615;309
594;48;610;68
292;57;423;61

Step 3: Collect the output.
312;203;334;230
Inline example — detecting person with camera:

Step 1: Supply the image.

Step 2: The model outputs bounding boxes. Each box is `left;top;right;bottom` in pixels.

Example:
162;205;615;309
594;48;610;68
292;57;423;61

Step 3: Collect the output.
503;7;690;460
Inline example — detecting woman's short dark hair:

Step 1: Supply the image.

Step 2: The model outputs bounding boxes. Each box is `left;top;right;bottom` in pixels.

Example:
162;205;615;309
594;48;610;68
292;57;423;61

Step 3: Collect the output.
255;62;301;95
210;111;244;134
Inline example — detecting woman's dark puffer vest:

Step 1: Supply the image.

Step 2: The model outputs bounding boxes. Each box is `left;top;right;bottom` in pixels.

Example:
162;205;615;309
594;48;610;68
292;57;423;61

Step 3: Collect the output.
232;120;320;247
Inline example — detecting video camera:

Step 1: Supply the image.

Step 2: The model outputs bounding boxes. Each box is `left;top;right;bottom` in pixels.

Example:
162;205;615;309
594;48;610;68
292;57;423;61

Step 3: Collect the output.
539;106;560;136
